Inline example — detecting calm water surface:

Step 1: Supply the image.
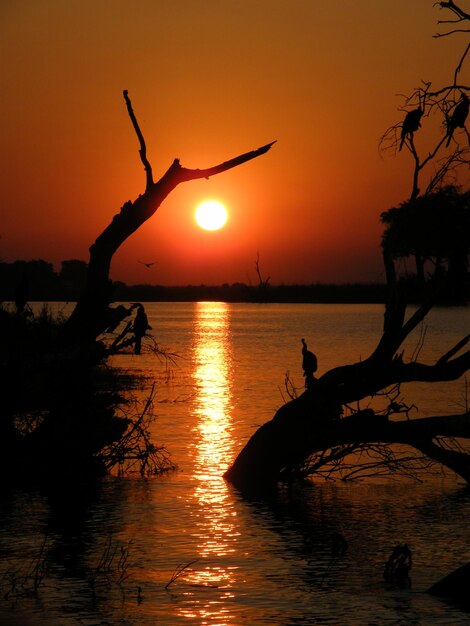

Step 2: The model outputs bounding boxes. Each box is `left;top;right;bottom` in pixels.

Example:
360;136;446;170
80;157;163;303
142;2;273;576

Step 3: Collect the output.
1;302;470;625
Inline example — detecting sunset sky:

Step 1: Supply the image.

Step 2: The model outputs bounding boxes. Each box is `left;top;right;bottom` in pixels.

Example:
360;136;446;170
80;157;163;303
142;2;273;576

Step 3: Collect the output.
1;1;466;286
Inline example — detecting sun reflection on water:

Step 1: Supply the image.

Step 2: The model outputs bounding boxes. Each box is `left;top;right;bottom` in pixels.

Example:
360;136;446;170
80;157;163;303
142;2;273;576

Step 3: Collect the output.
192;302;234;480
182;302;240;621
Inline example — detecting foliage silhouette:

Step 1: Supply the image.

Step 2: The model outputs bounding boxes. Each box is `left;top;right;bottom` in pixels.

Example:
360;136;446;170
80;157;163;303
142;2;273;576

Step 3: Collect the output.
381;185;470;302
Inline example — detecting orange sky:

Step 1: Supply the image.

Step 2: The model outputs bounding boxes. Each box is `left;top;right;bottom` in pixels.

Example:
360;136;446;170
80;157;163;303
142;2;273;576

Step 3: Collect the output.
0;1;466;286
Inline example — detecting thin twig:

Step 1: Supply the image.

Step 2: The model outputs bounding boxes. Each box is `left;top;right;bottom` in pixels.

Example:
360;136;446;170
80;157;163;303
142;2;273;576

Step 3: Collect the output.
165;560;199;590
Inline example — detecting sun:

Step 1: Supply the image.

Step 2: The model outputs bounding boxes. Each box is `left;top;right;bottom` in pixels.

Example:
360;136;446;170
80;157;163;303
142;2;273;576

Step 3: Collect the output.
195;200;228;231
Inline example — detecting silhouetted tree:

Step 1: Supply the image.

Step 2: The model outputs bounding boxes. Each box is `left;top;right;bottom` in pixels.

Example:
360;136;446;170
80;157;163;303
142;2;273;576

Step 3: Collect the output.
380;2;469;204
378;1;470;292
65;90;275;343
59;259;88;297
0;260;61;301
381;186;470;301
0;93;275;484
225;2;470;490
250;251;271;302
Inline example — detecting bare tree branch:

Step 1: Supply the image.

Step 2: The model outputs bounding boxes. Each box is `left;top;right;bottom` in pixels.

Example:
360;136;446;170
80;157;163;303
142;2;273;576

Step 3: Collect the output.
380;2;470;201
123;90;154;190
177;141;277;182
67;93;276;340
454;42;470;81
437;1;470;22
437;334;470;364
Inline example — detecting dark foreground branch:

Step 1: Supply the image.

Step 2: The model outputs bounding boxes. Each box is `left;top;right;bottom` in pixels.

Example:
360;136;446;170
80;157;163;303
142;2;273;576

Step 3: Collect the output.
314;347;470;406
224;396;470;489
176;141;277;181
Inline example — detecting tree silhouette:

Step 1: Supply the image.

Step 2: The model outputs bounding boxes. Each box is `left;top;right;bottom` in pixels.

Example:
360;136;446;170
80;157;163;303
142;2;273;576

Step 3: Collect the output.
59;260;88;297
65;90;275;343
378;2;470;296
380;1;469;204
225;2;470;490
381;186;470;301
0;92;275;483
249;252;271;302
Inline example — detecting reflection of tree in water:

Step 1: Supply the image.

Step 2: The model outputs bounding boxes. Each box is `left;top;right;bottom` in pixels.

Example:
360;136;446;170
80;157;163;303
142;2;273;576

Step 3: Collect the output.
0;481;143;620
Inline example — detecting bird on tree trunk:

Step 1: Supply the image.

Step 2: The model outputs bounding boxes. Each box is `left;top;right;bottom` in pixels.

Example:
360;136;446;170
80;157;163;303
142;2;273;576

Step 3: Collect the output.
132;303;152;355
301;338;318;389
446;93;469;147
399;108;423;151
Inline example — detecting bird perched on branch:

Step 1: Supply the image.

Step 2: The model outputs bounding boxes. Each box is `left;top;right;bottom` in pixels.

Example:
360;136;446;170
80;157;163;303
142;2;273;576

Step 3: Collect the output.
132;303;152;354
301;338;318;389
399;107;423;151
446;93;469;147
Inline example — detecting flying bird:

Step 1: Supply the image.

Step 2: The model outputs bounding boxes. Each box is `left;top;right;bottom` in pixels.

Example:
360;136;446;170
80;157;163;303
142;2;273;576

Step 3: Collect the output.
138;260;158;268
446;93;469;147
399;107;423;151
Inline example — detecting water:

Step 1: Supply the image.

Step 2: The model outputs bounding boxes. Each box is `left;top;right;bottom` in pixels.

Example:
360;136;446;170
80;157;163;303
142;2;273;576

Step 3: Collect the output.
1;302;470;625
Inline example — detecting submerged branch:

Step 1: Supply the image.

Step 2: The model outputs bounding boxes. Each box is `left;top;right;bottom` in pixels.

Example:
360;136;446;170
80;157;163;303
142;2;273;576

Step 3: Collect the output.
100;384;175;476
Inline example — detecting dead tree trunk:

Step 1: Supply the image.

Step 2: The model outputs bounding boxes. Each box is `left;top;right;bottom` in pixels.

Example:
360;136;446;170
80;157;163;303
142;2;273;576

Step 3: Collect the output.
224;295;470;490
65;91;275;342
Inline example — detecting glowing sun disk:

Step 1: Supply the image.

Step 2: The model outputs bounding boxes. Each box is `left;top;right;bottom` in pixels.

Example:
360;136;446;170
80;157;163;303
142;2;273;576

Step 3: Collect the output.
195;201;228;231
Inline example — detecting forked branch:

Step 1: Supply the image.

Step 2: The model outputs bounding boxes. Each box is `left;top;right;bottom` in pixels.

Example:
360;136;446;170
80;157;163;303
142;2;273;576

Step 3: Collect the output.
437;1;470;23
67;91;275;340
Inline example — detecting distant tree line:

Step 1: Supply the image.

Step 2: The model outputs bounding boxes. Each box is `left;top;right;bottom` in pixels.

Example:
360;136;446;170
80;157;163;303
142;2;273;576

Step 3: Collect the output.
115;282;390;303
3;255;468;304
0;259;391;303
0;259;89;302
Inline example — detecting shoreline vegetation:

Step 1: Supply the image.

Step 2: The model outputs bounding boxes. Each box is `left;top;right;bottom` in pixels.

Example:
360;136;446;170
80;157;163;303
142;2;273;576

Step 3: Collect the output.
0;301;176;486
2;258;466;305
115;282;390;303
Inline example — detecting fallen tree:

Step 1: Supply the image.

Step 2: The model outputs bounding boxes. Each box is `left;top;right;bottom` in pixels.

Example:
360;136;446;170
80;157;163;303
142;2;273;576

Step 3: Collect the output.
224;295;470;489
225;1;470;490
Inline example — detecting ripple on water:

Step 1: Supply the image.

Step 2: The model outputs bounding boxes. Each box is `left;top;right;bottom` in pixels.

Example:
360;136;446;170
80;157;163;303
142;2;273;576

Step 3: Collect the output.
2;303;470;625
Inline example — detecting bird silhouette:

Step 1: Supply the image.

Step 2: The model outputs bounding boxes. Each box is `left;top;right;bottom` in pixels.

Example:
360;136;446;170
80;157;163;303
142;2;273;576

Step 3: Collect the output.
138;260;158;268
446;93;469;147
301;338;318;389
399;108;423;151
132;303;152;354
